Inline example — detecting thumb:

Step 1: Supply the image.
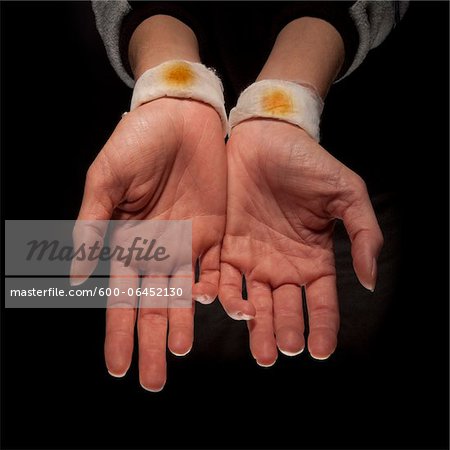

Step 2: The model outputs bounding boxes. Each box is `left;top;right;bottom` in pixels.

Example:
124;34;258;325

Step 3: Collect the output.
70;161;123;286
341;178;384;292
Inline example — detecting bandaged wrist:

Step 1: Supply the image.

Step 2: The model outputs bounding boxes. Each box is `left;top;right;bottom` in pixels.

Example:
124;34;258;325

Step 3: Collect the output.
229;79;324;141
130;60;228;137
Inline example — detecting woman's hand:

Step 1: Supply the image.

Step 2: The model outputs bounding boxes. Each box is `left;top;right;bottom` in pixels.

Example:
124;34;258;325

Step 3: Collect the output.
219;119;383;366
74;97;226;391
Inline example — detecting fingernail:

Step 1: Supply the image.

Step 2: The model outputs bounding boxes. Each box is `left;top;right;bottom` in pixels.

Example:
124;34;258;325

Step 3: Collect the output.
280;347;304;357
69;275;88;287
370;257;378;292
140;382;165;393
194;295;215;305
108;369;127;378
230;311;255;321
170;347;192;357
256;359;276;368
360;256;376;292
311;353;331;361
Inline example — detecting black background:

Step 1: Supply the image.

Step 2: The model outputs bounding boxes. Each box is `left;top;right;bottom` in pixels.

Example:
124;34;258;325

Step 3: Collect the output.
1;2;449;449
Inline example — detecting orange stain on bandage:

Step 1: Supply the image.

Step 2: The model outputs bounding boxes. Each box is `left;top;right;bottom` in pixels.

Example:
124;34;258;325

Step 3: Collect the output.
163;62;195;87
261;88;294;115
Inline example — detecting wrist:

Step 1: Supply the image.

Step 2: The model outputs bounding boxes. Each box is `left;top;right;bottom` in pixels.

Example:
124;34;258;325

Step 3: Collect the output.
229;79;323;141
256;17;344;98
129;15;200;80
130;60;228;137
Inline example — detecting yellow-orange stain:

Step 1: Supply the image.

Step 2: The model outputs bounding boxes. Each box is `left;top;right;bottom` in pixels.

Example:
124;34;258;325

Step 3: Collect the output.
261;88;294;115
163;62;195;87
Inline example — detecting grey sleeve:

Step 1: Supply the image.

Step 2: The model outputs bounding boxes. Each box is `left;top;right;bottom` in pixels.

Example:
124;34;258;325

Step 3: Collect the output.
92;0;134;88
91;1;409;87
340;0;409;80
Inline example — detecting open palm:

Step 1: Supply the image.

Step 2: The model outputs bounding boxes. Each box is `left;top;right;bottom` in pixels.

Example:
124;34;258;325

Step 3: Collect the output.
74;97;226;391
219;120;383;366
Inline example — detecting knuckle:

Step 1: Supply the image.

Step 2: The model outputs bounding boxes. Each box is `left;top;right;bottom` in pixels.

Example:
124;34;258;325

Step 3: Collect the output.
86;154;116;190
254;302;272;315
351;173;368;195
85;162;105;190
85;163;98;184
139;310;168;327
309;306;339;330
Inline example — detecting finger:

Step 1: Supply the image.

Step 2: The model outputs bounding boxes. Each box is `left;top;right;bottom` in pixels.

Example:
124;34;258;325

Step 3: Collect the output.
192;244;221;304
138;276;169;392
71;159;124;286
70;220;109;286
247;281;277;367
168;304;194;357
273;284;305;356
168;270;194;357
218;262;256;320
341;180;384;292
305;275;339;360
104;263;139;378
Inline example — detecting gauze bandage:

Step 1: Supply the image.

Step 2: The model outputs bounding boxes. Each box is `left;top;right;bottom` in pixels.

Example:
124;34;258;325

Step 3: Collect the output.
130;60;228;137
229;80;324;141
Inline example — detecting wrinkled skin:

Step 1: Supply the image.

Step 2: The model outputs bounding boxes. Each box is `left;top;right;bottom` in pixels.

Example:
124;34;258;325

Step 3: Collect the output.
219;119;383;366
74;98;226;391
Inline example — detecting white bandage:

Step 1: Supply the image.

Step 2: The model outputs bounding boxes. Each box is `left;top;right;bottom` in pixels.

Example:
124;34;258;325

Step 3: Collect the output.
229;80;324;141
130;60;228;137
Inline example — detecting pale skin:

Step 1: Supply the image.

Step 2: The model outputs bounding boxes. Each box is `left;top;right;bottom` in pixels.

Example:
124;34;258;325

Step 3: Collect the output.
76;15;383;389
75;15;226;391
219;17;383;365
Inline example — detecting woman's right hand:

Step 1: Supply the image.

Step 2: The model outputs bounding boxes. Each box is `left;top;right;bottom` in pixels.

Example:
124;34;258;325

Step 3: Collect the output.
73;97;227;391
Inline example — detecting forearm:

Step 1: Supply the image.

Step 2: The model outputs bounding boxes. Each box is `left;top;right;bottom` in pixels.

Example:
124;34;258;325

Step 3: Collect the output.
257;17;345;98
128;14;200;80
